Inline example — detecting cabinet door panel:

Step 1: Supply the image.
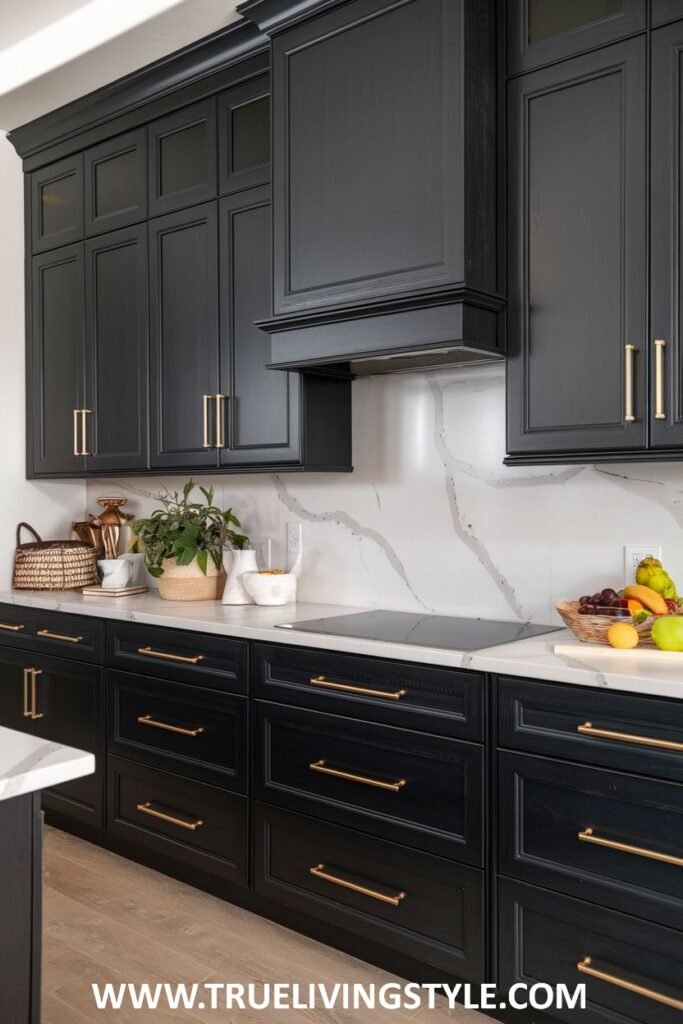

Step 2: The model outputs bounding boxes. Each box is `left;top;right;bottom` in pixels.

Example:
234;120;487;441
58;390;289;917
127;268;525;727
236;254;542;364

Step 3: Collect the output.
30;244;85;475
148;100;217;217
507;39;647;457
31;155;84;253
84;129;146;235
0;647;34;735
218;77;270;195
650;21;683;446
149;203;219;468
219;188;301;465
508;0;646;75
85;225;149;471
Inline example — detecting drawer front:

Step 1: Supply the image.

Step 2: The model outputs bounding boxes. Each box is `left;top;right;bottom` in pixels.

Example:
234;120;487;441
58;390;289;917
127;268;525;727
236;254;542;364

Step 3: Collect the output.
0;604;104;663
499;752;683;929
499;879;683;1024
108;670;248;791
255;804;484;980
257;702;483;864
254;644;483;739
498;676;683;781
107;756;247;886
107;622;248;693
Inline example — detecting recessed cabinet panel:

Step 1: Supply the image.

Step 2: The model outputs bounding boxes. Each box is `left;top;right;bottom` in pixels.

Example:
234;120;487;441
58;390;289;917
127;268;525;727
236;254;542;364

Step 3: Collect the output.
30;244;86;476
84;129;146;235
84;225;149;471
272;0;465;314
219;188;300;464
508;0;646;74
652;0;683;25
148;100;217;216
506;39;647;456
149;203;220;468
0;647;35;736
31;155;84;252
218;78;270;194
650;21;683;446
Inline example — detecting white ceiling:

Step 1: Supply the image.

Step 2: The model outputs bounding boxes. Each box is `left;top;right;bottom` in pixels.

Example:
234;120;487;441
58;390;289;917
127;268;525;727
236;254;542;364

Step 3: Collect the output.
0;0;243;131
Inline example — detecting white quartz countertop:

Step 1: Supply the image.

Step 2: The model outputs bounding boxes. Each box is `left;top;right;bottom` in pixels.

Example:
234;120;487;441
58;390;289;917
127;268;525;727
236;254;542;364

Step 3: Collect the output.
0;726;95;803
1;589;682;700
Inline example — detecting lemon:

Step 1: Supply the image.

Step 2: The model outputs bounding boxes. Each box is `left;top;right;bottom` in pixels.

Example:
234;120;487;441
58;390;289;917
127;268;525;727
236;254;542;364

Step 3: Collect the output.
607;622;639;650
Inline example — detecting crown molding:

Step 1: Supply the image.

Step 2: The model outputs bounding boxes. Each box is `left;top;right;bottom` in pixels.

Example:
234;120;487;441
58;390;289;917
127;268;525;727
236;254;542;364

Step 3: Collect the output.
237;0;345;34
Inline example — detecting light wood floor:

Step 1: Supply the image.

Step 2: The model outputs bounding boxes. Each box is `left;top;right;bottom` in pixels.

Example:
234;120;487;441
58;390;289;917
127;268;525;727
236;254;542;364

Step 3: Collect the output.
42;826;496;1023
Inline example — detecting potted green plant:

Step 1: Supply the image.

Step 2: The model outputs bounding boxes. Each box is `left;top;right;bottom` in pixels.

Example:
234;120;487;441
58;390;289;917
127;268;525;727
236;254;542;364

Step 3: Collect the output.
130;481;249;601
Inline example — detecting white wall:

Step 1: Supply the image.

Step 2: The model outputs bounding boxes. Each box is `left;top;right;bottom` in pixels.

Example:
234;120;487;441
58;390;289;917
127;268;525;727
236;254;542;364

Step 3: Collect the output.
85;364;683;625
0;132;84;586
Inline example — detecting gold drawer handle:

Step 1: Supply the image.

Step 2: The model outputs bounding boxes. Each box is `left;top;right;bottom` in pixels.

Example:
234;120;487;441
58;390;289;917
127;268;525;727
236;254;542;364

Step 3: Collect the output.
0;622;24;632
137;646;205;665
624;343;637;423
37;629;83;644
23;668;44;720
309;863;405;907
138;714;204;738
309;760;406;793
577;957;683;1011
310;675;407;701
578;827;683;867
136;801;204;832
577;721;683;752
654;339;667;420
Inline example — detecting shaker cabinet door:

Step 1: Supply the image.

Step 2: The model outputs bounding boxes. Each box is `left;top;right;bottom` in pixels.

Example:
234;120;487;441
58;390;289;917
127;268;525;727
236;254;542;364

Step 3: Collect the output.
30;244;86;476
218;77;270;195
506;39;648;459
218;188;301;466
148;100;217;217
84;225;149;472
84;128;146;236
31;155;84;253
0;648;34;736
149;203;220;469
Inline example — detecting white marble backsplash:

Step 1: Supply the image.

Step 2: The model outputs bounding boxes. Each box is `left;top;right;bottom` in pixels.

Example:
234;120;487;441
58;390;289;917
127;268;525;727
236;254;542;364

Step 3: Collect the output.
85;365;683;625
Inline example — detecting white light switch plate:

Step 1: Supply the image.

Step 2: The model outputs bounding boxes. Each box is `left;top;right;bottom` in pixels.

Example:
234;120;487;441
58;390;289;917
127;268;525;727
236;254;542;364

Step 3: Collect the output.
624;544;662;585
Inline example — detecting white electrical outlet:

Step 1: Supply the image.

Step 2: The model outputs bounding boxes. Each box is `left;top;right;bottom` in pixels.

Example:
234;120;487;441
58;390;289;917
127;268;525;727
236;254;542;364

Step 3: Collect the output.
624;544;662;585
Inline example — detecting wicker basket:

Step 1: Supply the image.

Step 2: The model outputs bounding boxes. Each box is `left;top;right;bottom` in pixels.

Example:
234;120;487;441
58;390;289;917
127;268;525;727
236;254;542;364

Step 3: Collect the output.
13;522;99;591
556;600;659;647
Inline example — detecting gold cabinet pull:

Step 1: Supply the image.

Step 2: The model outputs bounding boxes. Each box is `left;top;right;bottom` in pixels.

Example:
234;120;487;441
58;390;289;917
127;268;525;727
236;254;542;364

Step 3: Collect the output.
0;622;24;632
309;676;407;701
138;714;204;737
577;957;683;1011
137;646;205;665
80;409;92;456
654;339;667;420
577;721;683;752
73;409;80;457
215;394;226;449
624;344;637;422
136;801;203;832
23;668;44;720
309;759;406;792
578;827;683;867
202;394;214;448
37;629;83;644
309;863;406;907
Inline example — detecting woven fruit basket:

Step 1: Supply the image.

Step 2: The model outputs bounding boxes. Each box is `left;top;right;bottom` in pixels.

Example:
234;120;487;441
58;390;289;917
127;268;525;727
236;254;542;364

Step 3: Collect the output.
556;600;659;647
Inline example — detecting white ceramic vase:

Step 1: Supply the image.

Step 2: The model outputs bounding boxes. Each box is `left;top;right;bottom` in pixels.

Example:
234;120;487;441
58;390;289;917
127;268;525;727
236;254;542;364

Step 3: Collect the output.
242;570;297;606
222;549;259;605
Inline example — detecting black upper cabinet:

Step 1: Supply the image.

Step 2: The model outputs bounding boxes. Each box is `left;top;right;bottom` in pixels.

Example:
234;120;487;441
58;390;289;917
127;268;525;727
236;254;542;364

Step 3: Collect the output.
506;39;648;459
650;20;683;448
218;77;270;195
84;225;149;471
218;188;301;465
651;0;683;26
30;244;86;475
149;202;220;469
148;100;217;217
31;155;84;253
507;0;647;75
84;129;146;235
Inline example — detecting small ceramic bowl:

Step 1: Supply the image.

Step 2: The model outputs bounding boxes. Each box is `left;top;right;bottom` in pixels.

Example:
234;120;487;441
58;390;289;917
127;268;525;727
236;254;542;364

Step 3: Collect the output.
242;570;297;606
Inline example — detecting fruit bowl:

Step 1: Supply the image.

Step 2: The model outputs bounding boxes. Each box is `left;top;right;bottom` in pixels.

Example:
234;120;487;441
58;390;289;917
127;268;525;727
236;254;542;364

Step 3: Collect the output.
556;601;658;647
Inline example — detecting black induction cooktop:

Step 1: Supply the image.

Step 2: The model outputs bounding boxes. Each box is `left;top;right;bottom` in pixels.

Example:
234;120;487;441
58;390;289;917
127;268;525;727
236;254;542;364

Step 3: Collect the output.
276;610;559;652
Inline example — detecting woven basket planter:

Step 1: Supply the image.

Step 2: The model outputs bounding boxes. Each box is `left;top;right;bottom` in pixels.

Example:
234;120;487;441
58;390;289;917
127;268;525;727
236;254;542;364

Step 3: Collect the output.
157;556;226;602
13;522;98;591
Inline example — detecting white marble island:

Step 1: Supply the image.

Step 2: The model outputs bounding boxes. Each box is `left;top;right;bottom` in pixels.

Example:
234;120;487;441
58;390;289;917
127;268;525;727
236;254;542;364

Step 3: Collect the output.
0;728;94;1024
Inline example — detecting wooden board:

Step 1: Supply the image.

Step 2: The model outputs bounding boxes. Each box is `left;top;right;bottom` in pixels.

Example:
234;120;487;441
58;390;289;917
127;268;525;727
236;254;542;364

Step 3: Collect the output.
554;642;683;661
81;585;148;598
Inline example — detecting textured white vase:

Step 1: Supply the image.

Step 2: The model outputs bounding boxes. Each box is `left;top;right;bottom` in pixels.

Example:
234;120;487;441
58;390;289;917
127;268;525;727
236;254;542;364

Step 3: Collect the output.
242;571;297;606
222;549;259;605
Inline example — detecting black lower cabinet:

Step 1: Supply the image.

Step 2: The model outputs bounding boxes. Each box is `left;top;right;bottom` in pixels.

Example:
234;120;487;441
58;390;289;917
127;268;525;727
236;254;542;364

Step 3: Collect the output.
255;803;484;980
498;879;683;1024
107;756;248;888
0;794;41;1024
